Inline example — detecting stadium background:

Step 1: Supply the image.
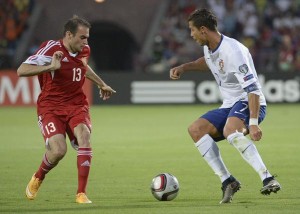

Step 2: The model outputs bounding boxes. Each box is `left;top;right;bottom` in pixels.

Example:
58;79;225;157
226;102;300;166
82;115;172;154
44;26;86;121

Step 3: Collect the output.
0;0;299;106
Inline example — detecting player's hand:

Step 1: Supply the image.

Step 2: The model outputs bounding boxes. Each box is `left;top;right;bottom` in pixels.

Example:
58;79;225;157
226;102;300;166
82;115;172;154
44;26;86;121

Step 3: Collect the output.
50;51;63;70
249;125;262;141
99;85;116;100
170;65;184;80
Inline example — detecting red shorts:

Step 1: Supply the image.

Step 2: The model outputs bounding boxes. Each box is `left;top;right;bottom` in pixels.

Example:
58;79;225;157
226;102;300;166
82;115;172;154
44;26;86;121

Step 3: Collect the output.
37;106;92;146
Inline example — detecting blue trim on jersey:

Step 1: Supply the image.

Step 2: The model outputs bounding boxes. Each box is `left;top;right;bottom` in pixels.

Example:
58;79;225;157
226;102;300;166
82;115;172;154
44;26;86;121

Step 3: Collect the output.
200;101;266;142
211;34;224;53
244;82;259;93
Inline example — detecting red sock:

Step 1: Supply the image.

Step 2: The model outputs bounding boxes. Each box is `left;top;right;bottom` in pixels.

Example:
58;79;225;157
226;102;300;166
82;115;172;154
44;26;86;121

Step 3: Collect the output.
35;154;56;180
77;147;92;194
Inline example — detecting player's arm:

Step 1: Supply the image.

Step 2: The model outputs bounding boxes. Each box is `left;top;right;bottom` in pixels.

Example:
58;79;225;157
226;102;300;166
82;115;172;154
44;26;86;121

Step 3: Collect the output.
17;63;54;77
170;57;209;80
17;51;63;77
85;65;116;100
245;83;262;141
232;49;263;141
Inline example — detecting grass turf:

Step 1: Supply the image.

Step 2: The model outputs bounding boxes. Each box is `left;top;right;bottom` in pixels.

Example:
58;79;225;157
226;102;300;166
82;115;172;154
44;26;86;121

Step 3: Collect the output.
0;104;299;214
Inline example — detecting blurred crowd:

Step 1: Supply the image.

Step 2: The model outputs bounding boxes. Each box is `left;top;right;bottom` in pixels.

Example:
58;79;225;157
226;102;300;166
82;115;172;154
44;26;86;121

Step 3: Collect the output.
1;0;300;73
0;0;34;69
142;0;300;73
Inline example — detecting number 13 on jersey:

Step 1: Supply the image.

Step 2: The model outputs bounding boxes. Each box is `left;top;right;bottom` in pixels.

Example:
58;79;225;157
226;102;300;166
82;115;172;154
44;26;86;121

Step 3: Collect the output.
73;68;82;81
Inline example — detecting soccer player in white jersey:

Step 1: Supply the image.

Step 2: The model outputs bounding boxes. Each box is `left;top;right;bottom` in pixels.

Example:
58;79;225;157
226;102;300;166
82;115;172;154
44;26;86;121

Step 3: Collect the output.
170;8;281;204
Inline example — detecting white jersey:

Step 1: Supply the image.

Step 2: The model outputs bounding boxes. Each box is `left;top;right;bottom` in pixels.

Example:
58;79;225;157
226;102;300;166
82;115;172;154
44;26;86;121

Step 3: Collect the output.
203;35;266;108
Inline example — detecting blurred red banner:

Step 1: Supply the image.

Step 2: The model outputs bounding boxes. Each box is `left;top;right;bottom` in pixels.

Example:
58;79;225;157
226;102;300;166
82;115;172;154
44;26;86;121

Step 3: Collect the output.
0;70;93;106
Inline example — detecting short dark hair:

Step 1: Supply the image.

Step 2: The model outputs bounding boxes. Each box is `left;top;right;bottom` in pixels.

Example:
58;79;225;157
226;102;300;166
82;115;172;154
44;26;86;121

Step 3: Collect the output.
188;9;217;31
63;15;91;36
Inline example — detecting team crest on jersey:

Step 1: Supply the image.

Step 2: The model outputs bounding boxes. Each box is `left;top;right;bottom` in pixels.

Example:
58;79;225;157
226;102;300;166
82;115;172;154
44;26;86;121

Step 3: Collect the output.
218;59;225;74
239;64;249;75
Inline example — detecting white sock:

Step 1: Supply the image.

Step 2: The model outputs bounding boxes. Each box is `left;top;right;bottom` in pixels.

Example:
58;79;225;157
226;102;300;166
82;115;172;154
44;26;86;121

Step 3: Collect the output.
227;132;272;181
195;134;231;182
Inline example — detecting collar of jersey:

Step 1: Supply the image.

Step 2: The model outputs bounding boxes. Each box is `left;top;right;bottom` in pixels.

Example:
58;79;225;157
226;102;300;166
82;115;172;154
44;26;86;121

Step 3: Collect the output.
210;34;223;54
60;40;78;57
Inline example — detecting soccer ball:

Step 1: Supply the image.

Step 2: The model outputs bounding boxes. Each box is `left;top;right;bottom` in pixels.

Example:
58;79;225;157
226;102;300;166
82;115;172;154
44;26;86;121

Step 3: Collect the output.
150;173;179;201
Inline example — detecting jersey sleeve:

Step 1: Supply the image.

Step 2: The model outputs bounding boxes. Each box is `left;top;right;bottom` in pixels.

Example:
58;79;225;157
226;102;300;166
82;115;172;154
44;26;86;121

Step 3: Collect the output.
228;49;258;90
81;45;91;61
23;40;58;66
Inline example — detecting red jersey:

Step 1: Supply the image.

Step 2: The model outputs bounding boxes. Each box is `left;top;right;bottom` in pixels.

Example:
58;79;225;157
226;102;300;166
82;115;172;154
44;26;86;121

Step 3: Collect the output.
24;40;90;113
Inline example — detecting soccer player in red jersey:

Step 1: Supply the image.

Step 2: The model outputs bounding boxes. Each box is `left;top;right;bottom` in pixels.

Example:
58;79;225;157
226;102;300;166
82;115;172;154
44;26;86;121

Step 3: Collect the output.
17;16;116;203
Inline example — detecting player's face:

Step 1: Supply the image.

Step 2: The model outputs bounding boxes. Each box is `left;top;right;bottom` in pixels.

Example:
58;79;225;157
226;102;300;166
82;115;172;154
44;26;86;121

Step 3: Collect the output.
189;21;207;46
69;25;89;53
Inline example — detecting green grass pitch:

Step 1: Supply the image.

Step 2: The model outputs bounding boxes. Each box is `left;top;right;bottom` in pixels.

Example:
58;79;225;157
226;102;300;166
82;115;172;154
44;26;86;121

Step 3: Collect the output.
0;104;299;214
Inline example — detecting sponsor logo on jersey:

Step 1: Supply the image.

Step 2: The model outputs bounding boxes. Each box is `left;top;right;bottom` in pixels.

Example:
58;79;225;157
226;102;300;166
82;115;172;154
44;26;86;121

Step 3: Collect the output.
243;74;254;81
62;57;69;62
239;64;249;75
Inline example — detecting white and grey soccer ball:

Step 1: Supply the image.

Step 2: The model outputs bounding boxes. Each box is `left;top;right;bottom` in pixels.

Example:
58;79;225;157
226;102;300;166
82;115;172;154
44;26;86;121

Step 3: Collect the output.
150;173;179;201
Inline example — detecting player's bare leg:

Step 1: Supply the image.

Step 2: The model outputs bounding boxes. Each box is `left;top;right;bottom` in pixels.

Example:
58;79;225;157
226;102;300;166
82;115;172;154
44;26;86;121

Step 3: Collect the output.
26;134;67;200
74;123;92;204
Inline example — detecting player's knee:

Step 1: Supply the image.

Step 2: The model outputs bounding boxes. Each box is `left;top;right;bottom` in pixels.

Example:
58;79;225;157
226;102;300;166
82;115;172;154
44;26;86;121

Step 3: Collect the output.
78;129;91;147
188;122;207;142
223;127;230;139
188;123;197;137
49;149;66;162
223;124;238;138
223;117;247;138
74;124;91;147
47;137;67;161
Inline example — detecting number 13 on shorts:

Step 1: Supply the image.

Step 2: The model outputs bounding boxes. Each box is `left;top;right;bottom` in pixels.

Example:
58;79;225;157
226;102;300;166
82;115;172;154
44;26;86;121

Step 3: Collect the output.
38;115;59;139
44;122;56;135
